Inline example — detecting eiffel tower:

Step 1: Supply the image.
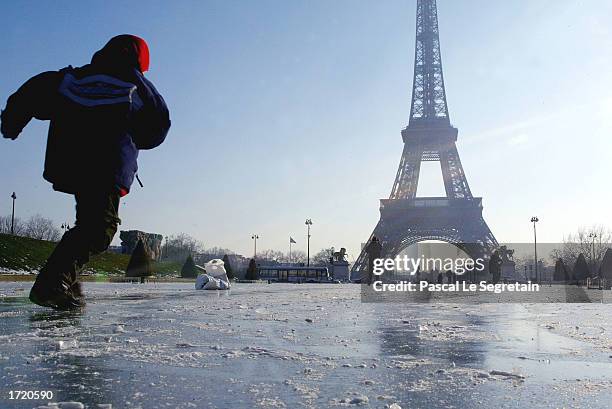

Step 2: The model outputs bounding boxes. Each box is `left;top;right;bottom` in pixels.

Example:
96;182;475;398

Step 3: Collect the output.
351;0;497;279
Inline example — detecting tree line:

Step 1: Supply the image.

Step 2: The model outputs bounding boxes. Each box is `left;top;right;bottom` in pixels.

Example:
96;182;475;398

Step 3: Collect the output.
0;214;62;242
162;232;338;266
550;225;611;270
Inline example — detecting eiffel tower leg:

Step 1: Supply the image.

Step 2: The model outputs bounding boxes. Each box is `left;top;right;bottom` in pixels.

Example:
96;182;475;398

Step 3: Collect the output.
439;143;472;199
351;218;419;281
390;145;422;200
351;221;385;281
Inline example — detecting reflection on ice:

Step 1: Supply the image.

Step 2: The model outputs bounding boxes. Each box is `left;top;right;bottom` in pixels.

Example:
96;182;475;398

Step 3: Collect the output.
0;282;611;408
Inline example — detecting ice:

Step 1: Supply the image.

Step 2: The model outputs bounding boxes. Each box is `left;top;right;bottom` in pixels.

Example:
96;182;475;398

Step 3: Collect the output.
0;282;611;408
112;324;126;333
336;395;369;405
489;370;526;380
37;403;85;409
58;403;85;409
56;340;78;350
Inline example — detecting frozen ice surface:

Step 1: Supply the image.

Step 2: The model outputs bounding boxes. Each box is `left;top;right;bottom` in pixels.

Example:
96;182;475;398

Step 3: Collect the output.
0;282;611;408
56;340;79;351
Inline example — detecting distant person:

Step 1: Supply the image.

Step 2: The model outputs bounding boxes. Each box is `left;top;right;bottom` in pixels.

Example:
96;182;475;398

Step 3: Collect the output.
1;35;170;310
489;250;502;284
365;236;382;285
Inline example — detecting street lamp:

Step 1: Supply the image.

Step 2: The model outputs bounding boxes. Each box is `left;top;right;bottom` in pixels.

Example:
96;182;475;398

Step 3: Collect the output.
588;232;597;269
305;219;312;267
10;192;16;235
251;234;259;259
531;216;539;282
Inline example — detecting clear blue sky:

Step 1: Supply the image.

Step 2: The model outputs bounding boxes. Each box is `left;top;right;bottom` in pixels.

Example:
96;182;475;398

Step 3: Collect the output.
1;0;611;260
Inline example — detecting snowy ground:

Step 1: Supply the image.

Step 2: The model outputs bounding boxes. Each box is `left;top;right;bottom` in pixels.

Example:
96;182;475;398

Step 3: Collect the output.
0;282;611;409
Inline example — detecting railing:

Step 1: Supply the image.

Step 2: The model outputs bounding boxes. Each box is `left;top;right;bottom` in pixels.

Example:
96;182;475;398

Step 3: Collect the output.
587;277;610;290
380;197;482;210
413;198;449;207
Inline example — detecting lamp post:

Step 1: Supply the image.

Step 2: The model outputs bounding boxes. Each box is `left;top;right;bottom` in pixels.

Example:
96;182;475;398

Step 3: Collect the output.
305;219;312;267
10;192;16;235
251;234;259;259
531;216;539;282
588;232;597;269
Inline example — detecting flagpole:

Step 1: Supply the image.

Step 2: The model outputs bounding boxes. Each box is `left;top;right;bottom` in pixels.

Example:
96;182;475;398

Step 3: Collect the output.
289;238;292;264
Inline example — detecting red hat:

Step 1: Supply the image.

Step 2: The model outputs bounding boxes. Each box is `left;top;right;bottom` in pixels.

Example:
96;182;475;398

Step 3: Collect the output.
130;35;150;73
92;34;150;73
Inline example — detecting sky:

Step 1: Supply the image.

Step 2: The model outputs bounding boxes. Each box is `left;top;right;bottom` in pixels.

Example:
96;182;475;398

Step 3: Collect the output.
1;0;611;261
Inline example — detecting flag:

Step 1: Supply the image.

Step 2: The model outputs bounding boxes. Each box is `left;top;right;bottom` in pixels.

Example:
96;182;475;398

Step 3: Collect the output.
290;237;296;244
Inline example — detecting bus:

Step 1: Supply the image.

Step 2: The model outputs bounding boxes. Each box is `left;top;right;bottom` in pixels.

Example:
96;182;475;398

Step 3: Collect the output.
258;266;330;283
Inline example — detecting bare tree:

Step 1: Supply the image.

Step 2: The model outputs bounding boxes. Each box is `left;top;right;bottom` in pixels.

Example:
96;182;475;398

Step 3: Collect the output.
312;247;334;265
240;248;309;265
290;250;307;263
258;249;285;264
204;246;235;256
164;233;204;261
0;215;25;235
194;247;236;264
551;225;612;271
23;214;61;241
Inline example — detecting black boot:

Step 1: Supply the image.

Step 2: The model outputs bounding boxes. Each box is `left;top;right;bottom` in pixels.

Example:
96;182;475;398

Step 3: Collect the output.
29;279;85;311
71;281;84;298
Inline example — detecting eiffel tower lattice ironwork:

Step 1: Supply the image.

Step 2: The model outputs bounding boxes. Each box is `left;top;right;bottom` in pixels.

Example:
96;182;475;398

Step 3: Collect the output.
351;0;497;280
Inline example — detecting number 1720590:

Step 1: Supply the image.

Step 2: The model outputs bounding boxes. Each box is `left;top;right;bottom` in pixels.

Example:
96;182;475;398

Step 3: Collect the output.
8;390;54;400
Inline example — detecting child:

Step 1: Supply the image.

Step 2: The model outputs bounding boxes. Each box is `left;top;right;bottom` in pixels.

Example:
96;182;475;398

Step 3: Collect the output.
1;35;171;310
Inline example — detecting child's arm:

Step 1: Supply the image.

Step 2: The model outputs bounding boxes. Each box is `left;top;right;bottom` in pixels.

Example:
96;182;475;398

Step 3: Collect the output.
129;70;171;150
1;71;62;140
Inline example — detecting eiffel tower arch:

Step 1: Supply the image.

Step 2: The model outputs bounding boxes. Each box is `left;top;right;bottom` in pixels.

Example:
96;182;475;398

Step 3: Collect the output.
352;0;497;280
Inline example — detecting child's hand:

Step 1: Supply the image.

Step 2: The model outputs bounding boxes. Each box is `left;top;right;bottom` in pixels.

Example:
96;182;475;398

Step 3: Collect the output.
1;109;19;139
1;130;18;140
